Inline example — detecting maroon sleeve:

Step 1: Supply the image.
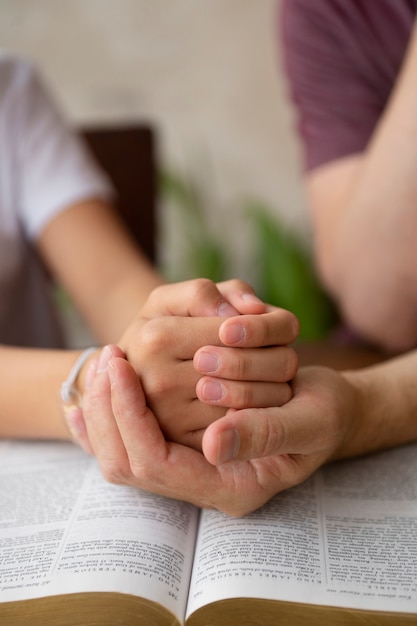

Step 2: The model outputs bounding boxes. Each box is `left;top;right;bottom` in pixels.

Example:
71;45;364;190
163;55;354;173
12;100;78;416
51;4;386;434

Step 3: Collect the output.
279;0;413;171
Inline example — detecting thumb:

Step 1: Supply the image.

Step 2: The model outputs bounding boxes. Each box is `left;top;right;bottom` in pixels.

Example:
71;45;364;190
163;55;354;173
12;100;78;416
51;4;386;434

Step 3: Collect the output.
202;402;314;465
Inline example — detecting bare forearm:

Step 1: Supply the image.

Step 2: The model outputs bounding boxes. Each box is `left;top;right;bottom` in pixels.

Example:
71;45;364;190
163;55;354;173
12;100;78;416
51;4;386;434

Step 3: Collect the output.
339;349;417;459
0;345;92;439
38;200;164;344
80;258;163;344
311;23;417;350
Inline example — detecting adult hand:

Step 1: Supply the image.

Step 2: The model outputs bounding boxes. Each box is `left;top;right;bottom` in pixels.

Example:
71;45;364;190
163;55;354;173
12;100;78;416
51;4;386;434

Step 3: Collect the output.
201;365;360;468
72;343;417;514
81;355;359;516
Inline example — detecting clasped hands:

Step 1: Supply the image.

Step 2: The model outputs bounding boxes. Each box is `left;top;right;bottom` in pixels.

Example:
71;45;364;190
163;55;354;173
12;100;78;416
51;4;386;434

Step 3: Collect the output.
74;279;361;516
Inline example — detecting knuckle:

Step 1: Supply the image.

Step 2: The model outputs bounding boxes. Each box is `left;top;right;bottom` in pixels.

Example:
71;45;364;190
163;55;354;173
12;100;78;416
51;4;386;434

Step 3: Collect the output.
188;277;225;316
267;308;300;344
282;347;299;381
139;319;172;355
101;457;153;489
129;459;168;492
225;278;252;292
146;370;175;397
100;459;129;485
256;317;270;345
85;377;108;409
279;382;293;405
146;284;166;308
237;384;254;408
230;351;248;379
129;459;150;482
144;365;182;400
258;411;285;457
222;381;253;409
283;309;300;341
191;277;216;299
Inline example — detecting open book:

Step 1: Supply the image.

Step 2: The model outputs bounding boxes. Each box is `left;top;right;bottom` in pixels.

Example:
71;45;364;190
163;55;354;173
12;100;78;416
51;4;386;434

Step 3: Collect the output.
1;439;416;626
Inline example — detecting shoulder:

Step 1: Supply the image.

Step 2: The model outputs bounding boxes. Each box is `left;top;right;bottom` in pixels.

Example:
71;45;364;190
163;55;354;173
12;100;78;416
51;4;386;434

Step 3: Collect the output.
0;52;54;128
0;53;112;239
279;0;416;170
280;0;414;74
0;52;41;99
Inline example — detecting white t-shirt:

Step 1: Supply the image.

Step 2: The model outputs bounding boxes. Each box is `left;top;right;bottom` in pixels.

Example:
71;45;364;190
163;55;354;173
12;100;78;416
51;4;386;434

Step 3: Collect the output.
0;53;112;347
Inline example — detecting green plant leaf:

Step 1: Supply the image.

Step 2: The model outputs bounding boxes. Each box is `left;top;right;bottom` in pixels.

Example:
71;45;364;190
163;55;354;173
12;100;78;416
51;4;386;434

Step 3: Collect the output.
159;168;227;282
247;200;338;340
160;168;338;339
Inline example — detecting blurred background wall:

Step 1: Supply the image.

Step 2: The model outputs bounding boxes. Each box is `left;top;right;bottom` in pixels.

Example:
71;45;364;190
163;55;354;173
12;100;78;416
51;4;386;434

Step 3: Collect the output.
0;0;307;282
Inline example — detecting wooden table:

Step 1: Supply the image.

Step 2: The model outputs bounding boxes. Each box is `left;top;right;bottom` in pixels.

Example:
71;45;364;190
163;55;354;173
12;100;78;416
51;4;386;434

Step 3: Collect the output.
295;340;388;370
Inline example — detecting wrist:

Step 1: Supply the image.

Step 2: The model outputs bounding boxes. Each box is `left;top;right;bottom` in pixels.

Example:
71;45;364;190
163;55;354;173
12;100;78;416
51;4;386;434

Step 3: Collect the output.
61;347;99;410
331;369;370;461
337;365;398;461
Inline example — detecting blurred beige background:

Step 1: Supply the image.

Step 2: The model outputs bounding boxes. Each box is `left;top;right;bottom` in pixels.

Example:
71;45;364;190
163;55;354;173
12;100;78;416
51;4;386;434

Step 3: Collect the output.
0;0;307;280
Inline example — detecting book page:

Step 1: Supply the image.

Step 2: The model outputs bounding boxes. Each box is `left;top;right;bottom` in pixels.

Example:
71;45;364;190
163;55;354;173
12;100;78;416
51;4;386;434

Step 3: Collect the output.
186;443;417;619
0;440;199;622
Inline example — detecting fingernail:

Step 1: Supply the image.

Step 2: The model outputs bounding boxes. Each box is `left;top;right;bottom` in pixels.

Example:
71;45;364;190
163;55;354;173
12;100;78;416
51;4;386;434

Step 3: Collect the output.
222;323;246;345
242;293;263;305
196;351;219;373
85;359;98;390
202;380;225;402
97;345;112;373
217;301;238;317
64;406;84;439
107;359;116;388
216;429;240;464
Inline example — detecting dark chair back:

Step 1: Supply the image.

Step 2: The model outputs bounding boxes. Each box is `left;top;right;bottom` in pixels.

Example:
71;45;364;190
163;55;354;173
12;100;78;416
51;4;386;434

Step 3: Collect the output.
81;124;157;262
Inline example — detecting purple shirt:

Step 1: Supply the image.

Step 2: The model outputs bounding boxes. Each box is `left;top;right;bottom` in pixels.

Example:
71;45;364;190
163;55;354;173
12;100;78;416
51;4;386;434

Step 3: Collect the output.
280;0;417;171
